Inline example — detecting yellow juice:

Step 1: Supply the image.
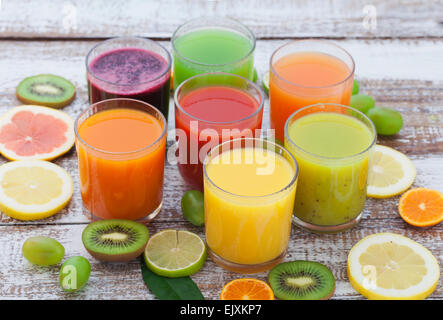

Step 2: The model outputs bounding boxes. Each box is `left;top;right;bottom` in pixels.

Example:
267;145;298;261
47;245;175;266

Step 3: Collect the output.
204;146;297;269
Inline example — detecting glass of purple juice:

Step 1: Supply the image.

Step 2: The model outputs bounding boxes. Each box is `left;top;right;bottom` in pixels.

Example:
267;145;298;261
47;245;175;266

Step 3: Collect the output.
86;37;171;119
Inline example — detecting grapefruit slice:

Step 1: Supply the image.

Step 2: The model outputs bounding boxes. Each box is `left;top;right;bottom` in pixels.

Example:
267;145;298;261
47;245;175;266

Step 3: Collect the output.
0;105;75;161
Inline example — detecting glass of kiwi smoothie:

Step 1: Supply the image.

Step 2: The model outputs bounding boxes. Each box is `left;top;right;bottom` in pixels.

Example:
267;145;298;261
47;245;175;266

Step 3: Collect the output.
86;37;171;120
284;104;376;233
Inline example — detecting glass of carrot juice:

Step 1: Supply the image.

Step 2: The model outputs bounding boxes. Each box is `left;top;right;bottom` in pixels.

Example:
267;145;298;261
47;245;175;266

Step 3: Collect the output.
204;138;298;273
270;40;355;141
174;72;264;190
284;104;376;233
75;98;166;222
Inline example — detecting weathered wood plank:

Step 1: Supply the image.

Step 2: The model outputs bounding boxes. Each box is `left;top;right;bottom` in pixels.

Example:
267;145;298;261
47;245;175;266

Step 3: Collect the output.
0;38;441;300
0;0;442;39
0;151;442;225
0;38;441;227
1;38;442;155
1;39;443;98
0;222;441;300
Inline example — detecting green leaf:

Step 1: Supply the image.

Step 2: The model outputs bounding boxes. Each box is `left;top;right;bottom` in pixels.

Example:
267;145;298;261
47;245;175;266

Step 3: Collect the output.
140;257;205;300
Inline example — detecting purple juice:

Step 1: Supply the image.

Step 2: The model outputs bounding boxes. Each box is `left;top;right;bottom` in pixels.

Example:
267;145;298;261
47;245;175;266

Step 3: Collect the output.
87;47;171;119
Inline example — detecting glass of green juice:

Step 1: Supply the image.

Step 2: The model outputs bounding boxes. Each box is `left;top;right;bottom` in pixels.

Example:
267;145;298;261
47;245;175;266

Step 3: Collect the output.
284;104;376;233
172;17;256;89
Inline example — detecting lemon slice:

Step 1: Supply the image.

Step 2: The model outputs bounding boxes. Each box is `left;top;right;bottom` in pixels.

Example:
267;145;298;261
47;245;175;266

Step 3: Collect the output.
0;160;73;220
144;229;206;278
367;145;416;198
347;233;440;300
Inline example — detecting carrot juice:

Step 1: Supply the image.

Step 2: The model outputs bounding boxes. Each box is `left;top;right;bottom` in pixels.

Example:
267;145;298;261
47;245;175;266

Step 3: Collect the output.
75;99;166;222
269;40;355;141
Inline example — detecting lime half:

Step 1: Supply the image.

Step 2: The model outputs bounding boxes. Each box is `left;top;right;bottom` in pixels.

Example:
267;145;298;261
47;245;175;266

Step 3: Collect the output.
262;71;270;95
144;229;206;278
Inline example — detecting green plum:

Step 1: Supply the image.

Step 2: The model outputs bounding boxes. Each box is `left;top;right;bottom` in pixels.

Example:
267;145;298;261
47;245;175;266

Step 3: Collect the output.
367;107;403;135
352;80;360;95
350;94;375;114
22;236;65;266
181;190;204;227
59;256;91;292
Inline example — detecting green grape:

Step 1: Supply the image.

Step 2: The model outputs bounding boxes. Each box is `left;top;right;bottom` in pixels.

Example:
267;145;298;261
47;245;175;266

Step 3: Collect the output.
181;190;204;227
367;107;403;135
274;137;284;146
262;71;270;95
253;68;258;83
352;80;360;95
264;136;283;146
22;236;65;266
59;256;91;292
350;94;375;114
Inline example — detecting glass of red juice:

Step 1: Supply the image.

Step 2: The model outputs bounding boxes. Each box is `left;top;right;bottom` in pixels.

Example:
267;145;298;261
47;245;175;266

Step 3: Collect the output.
174;72;264;190
86;37;171;120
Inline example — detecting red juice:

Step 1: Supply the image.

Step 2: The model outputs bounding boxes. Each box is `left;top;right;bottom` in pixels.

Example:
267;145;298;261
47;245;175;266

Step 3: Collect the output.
87;47;171;119
175;86;263;190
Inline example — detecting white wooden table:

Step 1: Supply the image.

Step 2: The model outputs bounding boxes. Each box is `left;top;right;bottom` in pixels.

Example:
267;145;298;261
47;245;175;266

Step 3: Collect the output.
0;0;441;300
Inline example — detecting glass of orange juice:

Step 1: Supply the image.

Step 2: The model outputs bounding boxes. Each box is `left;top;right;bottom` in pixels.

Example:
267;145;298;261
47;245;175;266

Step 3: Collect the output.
203;138;298;273
269;40;355;141
75;98;166;222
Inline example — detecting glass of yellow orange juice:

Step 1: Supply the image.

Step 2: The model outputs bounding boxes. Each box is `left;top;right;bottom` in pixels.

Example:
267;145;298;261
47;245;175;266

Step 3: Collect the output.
75;98;166;222
203;138;298;273
270;40;355;141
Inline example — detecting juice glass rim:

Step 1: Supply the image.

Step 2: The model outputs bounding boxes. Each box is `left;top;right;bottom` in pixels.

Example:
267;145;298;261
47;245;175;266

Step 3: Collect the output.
203;137;299;199
74;98;167;156
85;36;172;87
174;72;264;125
270;39;355;89
284;103;377;161
171;16;256;67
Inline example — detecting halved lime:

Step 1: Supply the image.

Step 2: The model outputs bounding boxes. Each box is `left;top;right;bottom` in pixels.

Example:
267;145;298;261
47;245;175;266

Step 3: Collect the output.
144;229;206;278
262;71;270;95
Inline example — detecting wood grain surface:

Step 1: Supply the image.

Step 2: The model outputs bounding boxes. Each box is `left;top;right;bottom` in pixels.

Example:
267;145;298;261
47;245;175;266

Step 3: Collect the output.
0;1;442;300
0;0;442;39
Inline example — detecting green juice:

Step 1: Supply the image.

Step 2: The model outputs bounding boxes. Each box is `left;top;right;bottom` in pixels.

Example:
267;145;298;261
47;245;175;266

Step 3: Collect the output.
173;29;254;88
285;112;374;228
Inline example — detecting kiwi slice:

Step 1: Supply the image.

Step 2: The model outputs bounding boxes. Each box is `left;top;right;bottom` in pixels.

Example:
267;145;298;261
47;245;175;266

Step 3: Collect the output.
268;260;335;300
82;219;149;262
16;74;76;108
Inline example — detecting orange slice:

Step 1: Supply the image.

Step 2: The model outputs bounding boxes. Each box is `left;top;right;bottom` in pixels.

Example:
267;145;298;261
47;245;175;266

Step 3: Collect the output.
220;278;274;300
398;188;443;227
